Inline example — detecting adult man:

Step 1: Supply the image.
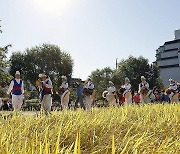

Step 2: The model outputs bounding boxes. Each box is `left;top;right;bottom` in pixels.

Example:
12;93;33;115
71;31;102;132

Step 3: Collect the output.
59;75;70;109
122;77;132;104
74;79;85;110
168;79;178;101
138;76;150;103
41;74;53;114
7;71;24;111
107;81;116;105
84;77;94;110
123;78;131;96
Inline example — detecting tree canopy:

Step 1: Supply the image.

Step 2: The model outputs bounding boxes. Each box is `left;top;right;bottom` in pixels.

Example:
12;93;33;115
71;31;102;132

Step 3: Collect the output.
114;56;163;91
89;56;163;99
9;43;73;90
90;67;115;99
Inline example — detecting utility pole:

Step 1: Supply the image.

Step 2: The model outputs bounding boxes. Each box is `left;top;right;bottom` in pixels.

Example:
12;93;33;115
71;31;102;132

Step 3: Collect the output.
116;58;118;70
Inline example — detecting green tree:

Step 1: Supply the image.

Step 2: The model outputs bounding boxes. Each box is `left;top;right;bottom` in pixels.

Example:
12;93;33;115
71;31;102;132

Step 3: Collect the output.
89;56;163;99
114;56;163;91
9;43;74;91
90;67;115;99
0;20;12;96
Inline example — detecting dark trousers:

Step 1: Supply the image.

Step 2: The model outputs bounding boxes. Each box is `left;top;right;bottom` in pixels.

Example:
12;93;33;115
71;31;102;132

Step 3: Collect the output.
75;95;85;110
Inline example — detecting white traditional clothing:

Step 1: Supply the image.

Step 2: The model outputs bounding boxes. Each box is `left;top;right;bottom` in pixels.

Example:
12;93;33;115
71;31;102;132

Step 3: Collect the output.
41;77;53;113
85;81;94;110
169;83;178;91
168;83;178;100
122;83;132;105
107;86;116;105
138;82;149;93
123;83;131;96
86;81;94;89
138;81;150;103
7;79;24;111
61;81;70;109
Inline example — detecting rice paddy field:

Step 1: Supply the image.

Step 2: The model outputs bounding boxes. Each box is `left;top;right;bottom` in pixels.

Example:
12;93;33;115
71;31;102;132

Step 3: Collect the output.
0;103;180;154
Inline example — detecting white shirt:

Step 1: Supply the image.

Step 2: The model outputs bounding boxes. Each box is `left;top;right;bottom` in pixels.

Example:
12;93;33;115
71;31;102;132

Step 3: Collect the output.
43;78;53;89
123;83;131;91
107;86;116;93
61;81;68;89
86;81;94;90
7;79;24;95
123;83;131;96
138;82;149;92
169;83;178;91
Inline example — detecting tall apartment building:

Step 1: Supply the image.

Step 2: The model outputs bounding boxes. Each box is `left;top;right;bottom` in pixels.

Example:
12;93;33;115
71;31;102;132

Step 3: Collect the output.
156;30;180;86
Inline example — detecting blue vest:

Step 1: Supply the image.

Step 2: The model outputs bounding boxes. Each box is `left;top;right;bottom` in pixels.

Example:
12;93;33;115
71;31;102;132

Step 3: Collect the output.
42;80;52;95
12;79;22;95
140;82;147;88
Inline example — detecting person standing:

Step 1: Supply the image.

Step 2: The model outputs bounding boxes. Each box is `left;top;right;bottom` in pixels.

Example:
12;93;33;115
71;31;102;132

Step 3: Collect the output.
107;81;116;105
41;74;53;114
74;79;85;110
168;79;179;102
122;77;132;104
138;76;150;103
84;77;94;110
7;71;24;111
59;76;70;109
133;92;140;104
37;74;43;102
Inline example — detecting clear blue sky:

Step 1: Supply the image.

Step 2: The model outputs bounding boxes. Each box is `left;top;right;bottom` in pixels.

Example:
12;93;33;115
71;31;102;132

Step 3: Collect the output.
1;0;180;80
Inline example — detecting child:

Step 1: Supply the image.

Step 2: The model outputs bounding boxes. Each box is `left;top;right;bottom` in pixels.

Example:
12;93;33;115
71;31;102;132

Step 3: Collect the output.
133;92;140;104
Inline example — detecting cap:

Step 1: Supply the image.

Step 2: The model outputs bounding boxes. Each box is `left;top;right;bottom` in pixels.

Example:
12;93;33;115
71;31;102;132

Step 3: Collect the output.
39;74;42;78
15;71;20;75
61;75;67;80
109;81;114;85
141;76;146;80
169;78;174;82
125;77;130;82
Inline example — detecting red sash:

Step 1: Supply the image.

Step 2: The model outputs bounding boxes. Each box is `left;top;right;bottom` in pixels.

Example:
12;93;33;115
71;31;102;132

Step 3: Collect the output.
13;87;21;91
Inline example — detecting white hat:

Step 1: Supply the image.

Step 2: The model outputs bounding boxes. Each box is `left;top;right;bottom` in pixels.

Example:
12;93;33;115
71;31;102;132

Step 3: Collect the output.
109;81;114;85
15;71;20;75
87;77;92;81
125;77;130;82
169;78;174;82
41;74;47;78
39;74;42;78
61;75;67;80
141;76;146;80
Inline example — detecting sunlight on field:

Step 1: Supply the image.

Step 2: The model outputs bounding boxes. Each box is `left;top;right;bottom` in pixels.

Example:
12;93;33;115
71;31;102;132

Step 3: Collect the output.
0;104;180;153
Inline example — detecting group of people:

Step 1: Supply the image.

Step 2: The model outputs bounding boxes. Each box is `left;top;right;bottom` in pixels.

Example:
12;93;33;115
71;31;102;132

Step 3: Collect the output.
5;71;95;113
4;71;180;113
103;76;180;105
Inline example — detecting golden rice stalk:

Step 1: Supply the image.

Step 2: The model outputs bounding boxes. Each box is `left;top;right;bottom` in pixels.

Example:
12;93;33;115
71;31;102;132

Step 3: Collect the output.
112;134;115;154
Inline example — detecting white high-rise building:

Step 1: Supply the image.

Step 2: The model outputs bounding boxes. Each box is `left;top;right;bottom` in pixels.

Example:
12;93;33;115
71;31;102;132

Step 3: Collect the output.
156;30;180;86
